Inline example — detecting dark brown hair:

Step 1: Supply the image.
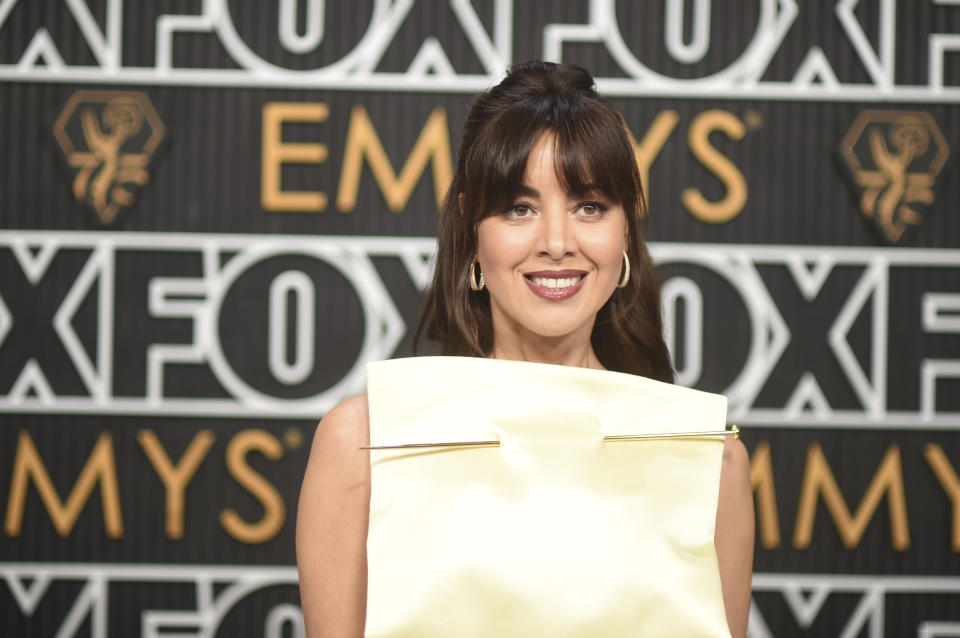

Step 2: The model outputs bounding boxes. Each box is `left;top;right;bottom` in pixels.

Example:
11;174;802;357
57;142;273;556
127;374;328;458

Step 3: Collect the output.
415;61;673;382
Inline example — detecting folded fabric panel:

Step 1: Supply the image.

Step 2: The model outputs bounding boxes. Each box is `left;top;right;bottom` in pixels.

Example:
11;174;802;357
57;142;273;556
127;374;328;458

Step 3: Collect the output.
365;356;731;638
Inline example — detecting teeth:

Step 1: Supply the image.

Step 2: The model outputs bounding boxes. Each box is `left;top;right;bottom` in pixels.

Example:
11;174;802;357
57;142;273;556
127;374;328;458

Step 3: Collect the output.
531;276;582;289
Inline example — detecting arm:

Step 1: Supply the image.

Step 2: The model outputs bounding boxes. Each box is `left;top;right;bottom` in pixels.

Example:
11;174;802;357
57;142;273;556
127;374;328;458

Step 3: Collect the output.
715;436;755;638
296;394;371;638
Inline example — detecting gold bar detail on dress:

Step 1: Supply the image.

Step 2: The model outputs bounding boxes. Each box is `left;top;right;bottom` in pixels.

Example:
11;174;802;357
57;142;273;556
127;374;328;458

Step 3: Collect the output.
363;426;739;450
603;425;740;442
361;440;501;451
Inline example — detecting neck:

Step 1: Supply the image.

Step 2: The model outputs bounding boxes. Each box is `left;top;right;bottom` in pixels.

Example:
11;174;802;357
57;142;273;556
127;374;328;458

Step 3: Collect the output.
490;330;604;371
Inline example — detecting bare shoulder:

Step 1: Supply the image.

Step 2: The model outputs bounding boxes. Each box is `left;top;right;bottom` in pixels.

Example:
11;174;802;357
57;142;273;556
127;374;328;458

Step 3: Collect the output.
299;392;371;518
721;437;751;481
718;436;753;519
329;392;369;420
310;393;370;453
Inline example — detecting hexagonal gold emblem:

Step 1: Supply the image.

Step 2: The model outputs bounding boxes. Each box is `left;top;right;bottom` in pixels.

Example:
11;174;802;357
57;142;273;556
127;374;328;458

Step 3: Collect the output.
840;111;949;243
52;91;166;224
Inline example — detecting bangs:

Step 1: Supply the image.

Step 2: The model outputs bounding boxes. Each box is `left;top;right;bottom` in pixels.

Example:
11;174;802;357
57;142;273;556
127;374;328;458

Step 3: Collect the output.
463;101;641;221
553;112;638;206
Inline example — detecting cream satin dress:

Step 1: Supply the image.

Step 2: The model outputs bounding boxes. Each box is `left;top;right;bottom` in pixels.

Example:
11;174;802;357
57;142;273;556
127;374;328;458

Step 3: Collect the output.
365;357;731;637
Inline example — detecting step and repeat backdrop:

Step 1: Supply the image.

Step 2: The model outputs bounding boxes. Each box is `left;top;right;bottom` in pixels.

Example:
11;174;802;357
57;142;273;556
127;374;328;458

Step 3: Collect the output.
2;1;960;636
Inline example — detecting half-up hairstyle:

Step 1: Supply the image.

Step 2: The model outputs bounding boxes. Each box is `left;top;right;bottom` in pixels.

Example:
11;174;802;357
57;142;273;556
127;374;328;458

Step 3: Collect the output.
415;61;673;383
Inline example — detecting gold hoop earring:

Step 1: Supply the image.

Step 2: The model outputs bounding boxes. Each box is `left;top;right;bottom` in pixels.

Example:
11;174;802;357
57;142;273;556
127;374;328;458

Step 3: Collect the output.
470;258;485;291
617;251;630;288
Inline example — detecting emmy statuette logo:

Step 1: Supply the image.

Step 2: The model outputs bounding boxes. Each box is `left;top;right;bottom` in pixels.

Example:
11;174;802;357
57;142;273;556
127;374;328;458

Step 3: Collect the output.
52;91;166;224
840;111;950;243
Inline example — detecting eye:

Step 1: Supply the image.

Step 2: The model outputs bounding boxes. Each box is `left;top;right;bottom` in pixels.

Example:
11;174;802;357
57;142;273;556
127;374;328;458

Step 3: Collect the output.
576;201;608;217
505;203;534;219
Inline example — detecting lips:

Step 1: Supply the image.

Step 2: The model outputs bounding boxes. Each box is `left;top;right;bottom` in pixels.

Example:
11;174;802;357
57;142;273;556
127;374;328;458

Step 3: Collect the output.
523;270;587;300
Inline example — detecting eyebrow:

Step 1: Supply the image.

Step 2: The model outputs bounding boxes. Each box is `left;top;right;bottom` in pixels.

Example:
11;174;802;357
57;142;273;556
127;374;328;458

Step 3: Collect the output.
571;183;602;196
517;185;540;198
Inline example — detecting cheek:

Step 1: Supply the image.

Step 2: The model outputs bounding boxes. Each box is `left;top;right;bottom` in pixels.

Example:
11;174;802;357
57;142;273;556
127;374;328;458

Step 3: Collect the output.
476;224;528;272
584;233;626;269
589;211;629;265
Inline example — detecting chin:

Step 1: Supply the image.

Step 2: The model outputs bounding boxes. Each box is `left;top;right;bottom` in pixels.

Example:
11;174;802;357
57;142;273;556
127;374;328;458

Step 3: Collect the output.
521;317;594;341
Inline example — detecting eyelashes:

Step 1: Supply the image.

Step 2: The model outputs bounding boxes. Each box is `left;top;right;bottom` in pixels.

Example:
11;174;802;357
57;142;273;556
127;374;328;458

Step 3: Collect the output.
576;201;609;216
504;202;533;219
503;200;610;219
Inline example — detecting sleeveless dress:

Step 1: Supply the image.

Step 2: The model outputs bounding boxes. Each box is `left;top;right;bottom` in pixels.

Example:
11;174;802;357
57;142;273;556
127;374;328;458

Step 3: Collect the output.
365;356;731;637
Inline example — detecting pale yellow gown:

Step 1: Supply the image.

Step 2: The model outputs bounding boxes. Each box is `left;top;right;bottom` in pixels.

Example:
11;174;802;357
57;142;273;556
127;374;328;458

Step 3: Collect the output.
365;357;731;637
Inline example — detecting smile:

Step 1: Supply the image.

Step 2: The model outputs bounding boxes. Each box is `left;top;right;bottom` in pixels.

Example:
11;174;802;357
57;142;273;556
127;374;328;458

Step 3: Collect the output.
530;276;582;289
523;271;587;300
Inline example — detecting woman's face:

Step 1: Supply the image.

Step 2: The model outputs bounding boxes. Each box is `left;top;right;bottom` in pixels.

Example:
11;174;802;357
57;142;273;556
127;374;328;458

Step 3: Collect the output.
476;132;628;346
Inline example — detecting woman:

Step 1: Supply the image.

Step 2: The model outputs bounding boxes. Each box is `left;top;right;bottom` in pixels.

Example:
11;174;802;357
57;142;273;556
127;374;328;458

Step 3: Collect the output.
297;61;754;637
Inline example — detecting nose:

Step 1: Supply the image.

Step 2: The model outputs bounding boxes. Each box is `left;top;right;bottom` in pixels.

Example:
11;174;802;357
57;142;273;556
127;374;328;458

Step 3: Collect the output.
537;208;575;260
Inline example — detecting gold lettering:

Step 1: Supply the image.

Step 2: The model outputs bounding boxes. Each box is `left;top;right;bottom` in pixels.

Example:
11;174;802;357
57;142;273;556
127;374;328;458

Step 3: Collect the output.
137;429;215;539
683;110;748;223
261;102;329;212
220;429;286;544
336;105;452;212
5;430;123;538
625;110;679;205
924;443;960;551
750;441;781;549
793;443;909;550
